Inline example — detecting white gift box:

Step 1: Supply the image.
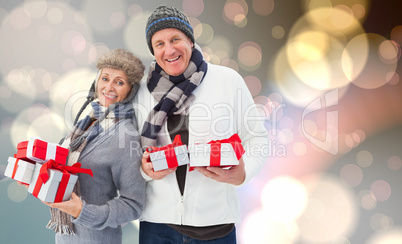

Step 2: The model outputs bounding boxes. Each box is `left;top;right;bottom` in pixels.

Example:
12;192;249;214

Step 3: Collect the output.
189;143;239;167
4;157;35;184
28;163;78;203
150;145;190;172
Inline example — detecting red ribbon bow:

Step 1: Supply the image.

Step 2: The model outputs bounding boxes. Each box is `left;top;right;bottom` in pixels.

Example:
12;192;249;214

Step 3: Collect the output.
33;160;93;202
189;133;245;171
146;135;183;169
207;133;245;167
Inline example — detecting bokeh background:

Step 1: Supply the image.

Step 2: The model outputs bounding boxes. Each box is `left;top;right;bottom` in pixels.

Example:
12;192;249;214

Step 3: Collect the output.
1;0;402;243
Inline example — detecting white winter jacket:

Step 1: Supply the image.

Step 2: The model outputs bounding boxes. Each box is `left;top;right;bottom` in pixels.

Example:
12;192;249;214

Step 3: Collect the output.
133;63;269;226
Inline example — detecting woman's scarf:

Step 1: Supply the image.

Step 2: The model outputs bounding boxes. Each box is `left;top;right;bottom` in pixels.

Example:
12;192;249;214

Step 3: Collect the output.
46;101;134;235
140;44;208;149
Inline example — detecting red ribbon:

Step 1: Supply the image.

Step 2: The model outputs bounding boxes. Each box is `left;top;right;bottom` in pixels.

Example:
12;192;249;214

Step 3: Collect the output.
32;160;93;202
207;133;245;161
146;135;183;169
11;158;19;179
190;134;245;171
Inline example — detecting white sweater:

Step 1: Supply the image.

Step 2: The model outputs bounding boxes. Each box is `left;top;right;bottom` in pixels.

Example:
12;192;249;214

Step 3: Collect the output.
133;63;269;226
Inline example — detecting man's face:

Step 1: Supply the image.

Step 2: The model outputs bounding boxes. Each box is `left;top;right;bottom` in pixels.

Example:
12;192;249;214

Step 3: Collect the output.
151;28;194;76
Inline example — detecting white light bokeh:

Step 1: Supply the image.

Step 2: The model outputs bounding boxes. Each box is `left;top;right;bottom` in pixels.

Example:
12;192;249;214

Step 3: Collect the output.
261;176;308;222
366;227;402;244
297;176;358;243
7;181;28;202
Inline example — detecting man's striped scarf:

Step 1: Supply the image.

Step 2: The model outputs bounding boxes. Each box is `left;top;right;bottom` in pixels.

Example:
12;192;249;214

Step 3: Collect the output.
141;45;207;149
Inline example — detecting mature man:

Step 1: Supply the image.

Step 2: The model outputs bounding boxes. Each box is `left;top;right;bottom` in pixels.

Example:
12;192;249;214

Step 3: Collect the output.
133;5;269;243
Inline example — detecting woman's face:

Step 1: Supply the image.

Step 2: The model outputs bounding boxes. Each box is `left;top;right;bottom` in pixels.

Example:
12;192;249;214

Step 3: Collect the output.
151;28;194;76
97;68;131;107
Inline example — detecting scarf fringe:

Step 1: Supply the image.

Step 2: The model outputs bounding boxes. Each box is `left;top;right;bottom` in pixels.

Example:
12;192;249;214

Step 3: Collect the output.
46;220;76;235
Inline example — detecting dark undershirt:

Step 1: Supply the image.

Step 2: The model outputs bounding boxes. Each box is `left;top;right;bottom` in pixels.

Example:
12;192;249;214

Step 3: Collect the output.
166;114;234;240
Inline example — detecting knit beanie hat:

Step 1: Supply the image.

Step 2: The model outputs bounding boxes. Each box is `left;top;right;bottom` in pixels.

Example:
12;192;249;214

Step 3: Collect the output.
145;5;194;55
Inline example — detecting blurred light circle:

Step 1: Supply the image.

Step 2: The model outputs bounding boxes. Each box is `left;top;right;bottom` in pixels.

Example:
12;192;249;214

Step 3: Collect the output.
261;176;308;222
194;23;214;44
277;129;294;145
220;58;239;72
356;150;373;168
5;67;36;99
244;76;262;97
61;30;87;55
47;7;63;24
287;30;351;90
82;0;126;34
370;213;393;232
10;104;67;146
49;68;95;130
391;25;402;46
387;156;402;171
188;17;201;39
272;25;285;40
110;12;125;28
366;227;402;244
340;164;362;187
241;209;299;244
183;0;204;17
347;34;398;89
238;41;262;71
123;11;153;60
271;46;328;107
378;40;400;64
370;180;391;202
7;181;28;202
0;2;93;76
24;0;47;19
358;190;377;210
297;176;358;243
127;4;143;20
223;0;248;25
9;7;31;30
205;35;233;58
234;14;247;28
252;0;274;16
293;141;307;156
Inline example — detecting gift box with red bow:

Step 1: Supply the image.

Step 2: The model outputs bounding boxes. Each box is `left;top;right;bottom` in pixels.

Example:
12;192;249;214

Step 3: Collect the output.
16;138;69;165
4;156;35;184
147;135;190;172
28;160;93;203
189;134;245;167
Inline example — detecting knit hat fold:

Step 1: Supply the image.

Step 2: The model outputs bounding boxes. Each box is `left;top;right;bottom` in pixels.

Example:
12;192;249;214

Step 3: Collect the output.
145;5;194;55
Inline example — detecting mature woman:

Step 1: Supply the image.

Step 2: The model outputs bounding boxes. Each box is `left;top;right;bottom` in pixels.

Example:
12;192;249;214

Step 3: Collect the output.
43;49;146;244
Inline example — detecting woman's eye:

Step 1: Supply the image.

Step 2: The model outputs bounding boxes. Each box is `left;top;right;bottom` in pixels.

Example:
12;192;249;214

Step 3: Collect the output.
102;77;108;81
117;81;124;86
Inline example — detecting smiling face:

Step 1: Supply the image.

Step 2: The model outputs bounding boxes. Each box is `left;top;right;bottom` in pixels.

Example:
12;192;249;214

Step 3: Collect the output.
151;28;194;76
96;68;131;107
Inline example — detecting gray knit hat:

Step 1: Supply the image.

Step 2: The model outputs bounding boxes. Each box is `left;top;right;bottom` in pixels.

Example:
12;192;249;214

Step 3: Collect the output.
145;5;194;55
96;48;144;86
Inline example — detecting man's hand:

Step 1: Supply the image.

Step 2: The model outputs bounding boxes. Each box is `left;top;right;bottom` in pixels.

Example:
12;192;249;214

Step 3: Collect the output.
141;151;176;180
195;158;246;185
42;192;83;218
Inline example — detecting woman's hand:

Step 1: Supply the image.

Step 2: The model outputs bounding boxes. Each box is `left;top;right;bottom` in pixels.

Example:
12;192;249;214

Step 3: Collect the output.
195;157;246;185
141;151;176;180
42;192;83;218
